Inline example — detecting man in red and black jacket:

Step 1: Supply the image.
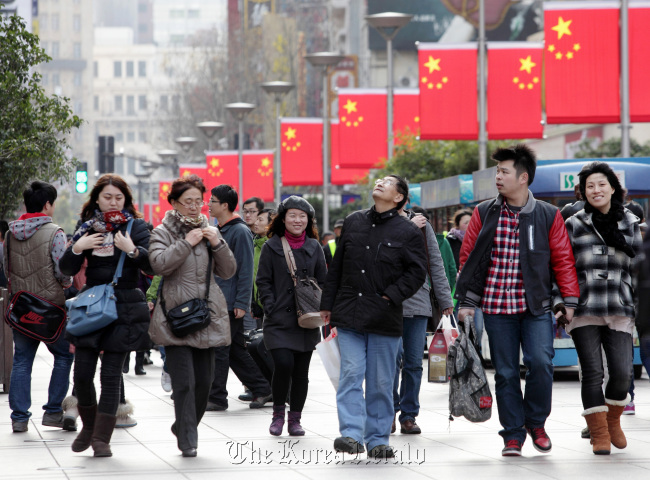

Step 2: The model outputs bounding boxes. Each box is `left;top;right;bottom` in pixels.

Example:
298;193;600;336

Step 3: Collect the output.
456;144;579;457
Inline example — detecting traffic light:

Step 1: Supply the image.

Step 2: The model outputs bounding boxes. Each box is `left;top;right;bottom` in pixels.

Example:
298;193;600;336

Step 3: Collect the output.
98;135;115;174
75;162;88;194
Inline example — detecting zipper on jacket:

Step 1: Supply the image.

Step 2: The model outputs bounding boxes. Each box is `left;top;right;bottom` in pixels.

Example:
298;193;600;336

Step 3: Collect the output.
528;225;535;251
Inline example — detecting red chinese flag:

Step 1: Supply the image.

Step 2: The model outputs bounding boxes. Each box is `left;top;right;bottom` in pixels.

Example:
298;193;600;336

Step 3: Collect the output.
155;180;173;227
243;151;274;202
418;43;477;140
178;164;210;215
280;118;323;186
337;88;387;168
393;89;420;142
151;204;165;227
205;152;239;193
544;2;619;124
487;43;543;139
330;120;369;185
629;4;650;122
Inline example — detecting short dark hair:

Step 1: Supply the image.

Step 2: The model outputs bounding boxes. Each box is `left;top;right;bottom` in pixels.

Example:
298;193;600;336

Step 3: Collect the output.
387;174;409;210
578;161;624;206
243;197;264;211
81;174;141;221
23;181;57;213
258;208;275;223
211;185;238;212
0;220;9;241
168;174;206;204
491;144;537;185
452;208;472;227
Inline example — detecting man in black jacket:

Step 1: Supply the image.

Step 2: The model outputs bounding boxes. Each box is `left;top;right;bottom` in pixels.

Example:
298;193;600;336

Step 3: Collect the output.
320;175;427;459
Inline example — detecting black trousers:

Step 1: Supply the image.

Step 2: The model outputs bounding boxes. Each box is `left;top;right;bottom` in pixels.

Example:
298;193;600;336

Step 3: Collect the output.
269;348;313;411
74;348;127;415
209;312;271;406
166;346;215;451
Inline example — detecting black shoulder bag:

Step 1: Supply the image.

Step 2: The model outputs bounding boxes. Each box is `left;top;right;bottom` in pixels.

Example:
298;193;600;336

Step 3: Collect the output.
159;242;213;337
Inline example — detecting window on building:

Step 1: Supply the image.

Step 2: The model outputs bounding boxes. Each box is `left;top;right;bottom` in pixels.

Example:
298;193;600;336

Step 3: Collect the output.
51;42;59;59
52;14;59;31
138;61;146;77
138;23;148;34
53;74;60;87
73;73;82;86
138;131;147;143
42;73;49;86
114;61;122;78
41;41;48;55
172;95;180;111
115;95;123;111
94;95;99;111
126;61;134;77
138;3;147;13
74;100;83;114
127;131;135;143
160;95;168;111
126;95;135;115
94;61;98;77
73;42;81;59
170;34;185;45
127;157;136;175
73;14;81;32
170;9;185;18
138;95;147;110
188;9;200;19
115;132;124;143
114;156;124;175
40;14;48;31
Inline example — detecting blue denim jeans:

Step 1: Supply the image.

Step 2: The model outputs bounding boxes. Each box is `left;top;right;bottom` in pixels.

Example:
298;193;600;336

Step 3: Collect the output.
483;311;554;443
9;330;74;422
337;328;400;451
571;325;633;409
393;315;428;422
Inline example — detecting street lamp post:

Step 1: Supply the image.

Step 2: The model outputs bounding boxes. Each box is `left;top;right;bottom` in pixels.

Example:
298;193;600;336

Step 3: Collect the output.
226;102;256;211
305;52;344;232
157;149;179;177
366;12;413;161
174;136;197;163
260;81;295;206
196;122;224;152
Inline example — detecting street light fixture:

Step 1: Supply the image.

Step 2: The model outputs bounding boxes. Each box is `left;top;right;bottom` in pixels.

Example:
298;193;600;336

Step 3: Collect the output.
174;136;198;164
366;12;413;161
261;81;294;206
196;122;224;151
226;102;255;211
305;52;344;232
157;149;179;177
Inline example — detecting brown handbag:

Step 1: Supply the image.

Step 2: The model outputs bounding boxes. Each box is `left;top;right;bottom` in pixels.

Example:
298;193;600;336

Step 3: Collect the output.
280;236;324;329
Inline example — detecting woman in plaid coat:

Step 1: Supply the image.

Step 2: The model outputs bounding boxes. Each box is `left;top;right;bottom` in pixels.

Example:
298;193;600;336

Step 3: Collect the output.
562;161;643;455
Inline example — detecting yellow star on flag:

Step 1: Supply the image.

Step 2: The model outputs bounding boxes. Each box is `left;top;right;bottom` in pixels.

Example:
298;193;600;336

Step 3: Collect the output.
257;157;273;177
342;99;357;115
261;158;271;168
210;158;220;168
284;127;296;140
424;56;441;74
519;56;536;74
552;16;572;40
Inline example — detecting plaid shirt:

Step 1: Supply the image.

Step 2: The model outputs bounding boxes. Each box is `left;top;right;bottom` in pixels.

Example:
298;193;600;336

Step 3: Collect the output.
481;203;527;314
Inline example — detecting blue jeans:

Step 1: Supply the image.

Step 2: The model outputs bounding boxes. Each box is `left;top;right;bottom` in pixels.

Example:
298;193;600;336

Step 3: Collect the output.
571;325;632;409
9;330;74;422
393;315;428;422
483;311;554;443
337;328;400;451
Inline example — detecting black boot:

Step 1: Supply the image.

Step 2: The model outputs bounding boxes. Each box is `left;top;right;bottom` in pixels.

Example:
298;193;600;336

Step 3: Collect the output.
122;354;130;374
135;352;146;375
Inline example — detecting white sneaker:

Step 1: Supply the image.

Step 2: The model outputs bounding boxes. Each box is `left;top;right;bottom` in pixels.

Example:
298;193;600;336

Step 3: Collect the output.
161;371;172;393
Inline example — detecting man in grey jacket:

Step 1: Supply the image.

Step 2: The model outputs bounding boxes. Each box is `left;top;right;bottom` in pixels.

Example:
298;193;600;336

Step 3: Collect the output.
392;208;454;434
207;185;271;410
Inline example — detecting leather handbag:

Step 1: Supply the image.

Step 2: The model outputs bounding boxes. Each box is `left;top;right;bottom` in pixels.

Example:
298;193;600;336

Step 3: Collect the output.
159;242;213;337
3;233;67;343
280;236;324;329
65;219;133;336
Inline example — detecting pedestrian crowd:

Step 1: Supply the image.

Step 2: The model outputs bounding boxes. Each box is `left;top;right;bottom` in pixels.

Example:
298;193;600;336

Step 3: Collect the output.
2;144;650;460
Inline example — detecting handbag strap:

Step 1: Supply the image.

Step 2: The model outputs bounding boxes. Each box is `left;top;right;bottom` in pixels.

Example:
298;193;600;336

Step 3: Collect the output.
112;219;134;286
159;241;212;316
280;236;298;286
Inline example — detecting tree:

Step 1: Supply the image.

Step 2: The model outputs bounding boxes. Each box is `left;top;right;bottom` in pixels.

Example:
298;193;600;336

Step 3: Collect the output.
574;137;650;159
0;12;82;219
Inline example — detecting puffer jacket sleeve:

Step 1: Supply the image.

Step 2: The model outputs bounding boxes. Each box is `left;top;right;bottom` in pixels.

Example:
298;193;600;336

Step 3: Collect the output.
148;227;192;276
129;219;153;275
211;239;237;281
459;209;482;269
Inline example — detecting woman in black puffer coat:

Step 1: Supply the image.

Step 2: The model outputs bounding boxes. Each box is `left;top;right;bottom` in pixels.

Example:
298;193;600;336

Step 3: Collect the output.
60;174;152;458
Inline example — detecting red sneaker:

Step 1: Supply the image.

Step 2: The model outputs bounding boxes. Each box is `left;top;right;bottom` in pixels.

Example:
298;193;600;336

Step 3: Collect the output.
502;439;523;456
526;427;552;452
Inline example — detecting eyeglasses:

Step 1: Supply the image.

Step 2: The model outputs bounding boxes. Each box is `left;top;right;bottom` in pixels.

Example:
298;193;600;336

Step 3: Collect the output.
178;200;206;209
374;178;396;187
243;209;259;215
209;198;221;205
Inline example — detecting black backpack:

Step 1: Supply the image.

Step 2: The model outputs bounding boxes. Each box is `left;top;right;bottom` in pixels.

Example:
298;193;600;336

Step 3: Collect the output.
447;316;493;423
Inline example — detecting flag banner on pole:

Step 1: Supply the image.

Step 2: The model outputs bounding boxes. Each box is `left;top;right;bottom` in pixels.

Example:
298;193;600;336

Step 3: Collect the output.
330;120;369;185
243;151;274;202
205;151;239;194
418;43;478;140
630;2;650;122
394;89;420;143
178;164;210;215
279;118;323;186
337;88;387;168
487;42;543;140
154;180;173;227
544;1;620;124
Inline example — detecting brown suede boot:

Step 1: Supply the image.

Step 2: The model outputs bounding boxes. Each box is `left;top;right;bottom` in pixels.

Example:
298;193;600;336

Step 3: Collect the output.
72;404;97;453
91;413;117;457
606;397;628;449
583;407;610;455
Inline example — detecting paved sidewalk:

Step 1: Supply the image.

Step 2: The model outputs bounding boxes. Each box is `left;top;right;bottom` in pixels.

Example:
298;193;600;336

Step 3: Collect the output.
1;345;650;480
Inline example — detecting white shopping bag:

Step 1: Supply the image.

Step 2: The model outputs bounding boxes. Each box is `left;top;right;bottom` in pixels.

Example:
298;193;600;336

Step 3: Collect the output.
316;327;340;391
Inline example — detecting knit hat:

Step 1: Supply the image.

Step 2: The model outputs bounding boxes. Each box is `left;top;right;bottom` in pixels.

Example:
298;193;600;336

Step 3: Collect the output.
334;218;345;228
279;195;315;219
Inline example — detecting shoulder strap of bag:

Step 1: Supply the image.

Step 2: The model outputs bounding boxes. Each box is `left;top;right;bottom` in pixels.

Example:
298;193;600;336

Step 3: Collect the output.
111;219;134;286
280;236;298;286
